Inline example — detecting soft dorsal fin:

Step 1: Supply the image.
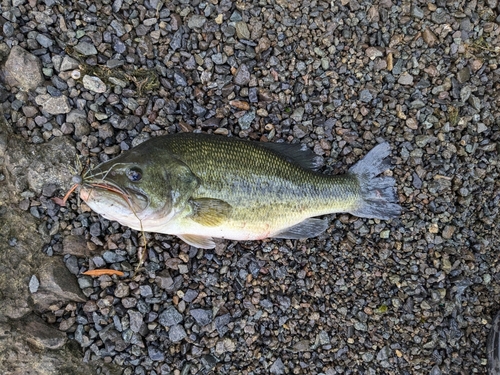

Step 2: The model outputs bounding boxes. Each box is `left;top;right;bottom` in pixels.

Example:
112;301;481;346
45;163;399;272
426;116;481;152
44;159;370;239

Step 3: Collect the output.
258;142;323;170
272;218;329;239
178;234;216;249
189;198;232;227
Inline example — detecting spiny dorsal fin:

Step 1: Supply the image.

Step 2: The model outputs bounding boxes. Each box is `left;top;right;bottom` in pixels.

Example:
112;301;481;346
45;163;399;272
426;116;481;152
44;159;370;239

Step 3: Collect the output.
272;218;329;239
178;234;216;249
258;142;323;171
190;198;232;227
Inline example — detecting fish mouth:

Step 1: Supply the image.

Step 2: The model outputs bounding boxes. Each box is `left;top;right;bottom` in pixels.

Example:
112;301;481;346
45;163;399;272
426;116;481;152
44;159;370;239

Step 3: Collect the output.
80;179;149;213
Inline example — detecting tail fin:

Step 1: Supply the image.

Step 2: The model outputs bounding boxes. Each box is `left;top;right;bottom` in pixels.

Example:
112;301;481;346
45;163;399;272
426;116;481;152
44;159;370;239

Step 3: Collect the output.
348;143;401;220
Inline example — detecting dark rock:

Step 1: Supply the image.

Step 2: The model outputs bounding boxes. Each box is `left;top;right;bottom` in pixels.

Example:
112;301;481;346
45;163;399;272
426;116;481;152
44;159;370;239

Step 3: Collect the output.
187;15;207;29
183;289;198;303
170;30;183;51
148;346;165;362
234;64;251;86
173;70;187;86
159;307;183;327
270;358;285;374
64;255;80;275
62;235;91;257
168;324;186;342
74;41;97;55
102;251;126;263
114;282;130;298
190;308;213;326
215;314;231;335
128;310;144;333
359;89;373;103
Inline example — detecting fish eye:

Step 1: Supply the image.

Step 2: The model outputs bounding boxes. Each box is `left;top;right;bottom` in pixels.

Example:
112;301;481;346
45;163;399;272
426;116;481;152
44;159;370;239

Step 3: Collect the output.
127;167;142;182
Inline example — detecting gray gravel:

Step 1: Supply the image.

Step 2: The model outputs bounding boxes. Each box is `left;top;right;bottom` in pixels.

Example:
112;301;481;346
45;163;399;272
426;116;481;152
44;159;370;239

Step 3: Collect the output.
1;0;499;374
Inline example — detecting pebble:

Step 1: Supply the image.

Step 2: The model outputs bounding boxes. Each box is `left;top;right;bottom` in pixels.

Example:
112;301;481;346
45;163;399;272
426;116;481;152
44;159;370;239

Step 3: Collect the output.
229;100;250;110
411;5;424;18
110;20;126;36
4;46;44;90
159;307;183;327
148;346;165;362
3;22;14;37
36;34;53;48
82;75;107;93
457;67;470;83
114;282;130;298
102;251;126;263
29;275;40;293
290;107;304;122
187;15;206;29
469;95;481;111
234;64;251;86
442;225;455;239
460;86;471;102
431;8;448;24
235;21;250;39
169;30;183;51
365;47;383;60
238;110;255;130
168;324;187;343
74;41;97;55
422;28;438;46
64;256;80;275
398;72;414;85
359;89;373;103
139;285;153;298
270;358;285;374
35;94;72;114
190;309;212;326
128;310;143;333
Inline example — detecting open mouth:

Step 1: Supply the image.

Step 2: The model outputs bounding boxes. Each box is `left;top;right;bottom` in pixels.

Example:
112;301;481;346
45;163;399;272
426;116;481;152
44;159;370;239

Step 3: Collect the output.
61;176;148;214
84;180;148;210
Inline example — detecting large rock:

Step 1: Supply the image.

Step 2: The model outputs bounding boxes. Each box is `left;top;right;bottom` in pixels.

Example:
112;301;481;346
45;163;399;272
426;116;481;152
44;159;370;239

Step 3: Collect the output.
1;121;76;202
3;45;44;90
32;257;87;312
0;109;119;375
0;314;119;375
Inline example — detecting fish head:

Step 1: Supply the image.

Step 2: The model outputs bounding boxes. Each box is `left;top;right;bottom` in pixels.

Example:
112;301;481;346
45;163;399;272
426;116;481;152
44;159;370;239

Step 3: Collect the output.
79;148;180;228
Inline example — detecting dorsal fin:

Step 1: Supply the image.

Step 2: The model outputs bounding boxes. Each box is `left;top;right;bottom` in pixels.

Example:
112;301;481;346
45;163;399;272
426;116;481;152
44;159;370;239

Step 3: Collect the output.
258;142;323;171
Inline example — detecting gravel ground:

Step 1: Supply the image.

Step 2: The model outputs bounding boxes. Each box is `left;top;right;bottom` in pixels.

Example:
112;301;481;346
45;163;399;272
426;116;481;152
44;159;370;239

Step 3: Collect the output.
1;0;500;374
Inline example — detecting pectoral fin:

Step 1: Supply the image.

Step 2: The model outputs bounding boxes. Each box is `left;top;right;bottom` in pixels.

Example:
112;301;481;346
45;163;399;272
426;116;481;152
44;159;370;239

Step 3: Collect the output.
178;234;216;249
190;198;232;227
273;218;329;239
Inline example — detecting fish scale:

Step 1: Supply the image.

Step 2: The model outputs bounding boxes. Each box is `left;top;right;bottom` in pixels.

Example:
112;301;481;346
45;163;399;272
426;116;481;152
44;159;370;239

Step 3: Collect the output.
79;133;401;248
166;134;359;210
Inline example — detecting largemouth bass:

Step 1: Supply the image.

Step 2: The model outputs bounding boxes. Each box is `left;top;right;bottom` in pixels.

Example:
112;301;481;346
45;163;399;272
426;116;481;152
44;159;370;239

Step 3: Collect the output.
77;133;401;249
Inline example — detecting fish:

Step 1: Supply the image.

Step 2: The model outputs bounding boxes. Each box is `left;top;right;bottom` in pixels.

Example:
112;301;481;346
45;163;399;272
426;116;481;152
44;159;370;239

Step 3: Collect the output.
74;132;401;249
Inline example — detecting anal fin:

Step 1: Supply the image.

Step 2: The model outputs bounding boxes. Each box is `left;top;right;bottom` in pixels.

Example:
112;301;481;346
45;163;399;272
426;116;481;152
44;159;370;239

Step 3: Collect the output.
178;234;216;249
272;218;329;239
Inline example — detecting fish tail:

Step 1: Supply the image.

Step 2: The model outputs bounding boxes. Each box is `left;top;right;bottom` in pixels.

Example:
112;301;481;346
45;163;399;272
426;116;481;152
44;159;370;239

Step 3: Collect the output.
348;142;401;220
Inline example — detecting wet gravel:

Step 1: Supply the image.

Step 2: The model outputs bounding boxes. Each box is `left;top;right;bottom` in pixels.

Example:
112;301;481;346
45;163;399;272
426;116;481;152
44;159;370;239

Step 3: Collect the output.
1;0;500;374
